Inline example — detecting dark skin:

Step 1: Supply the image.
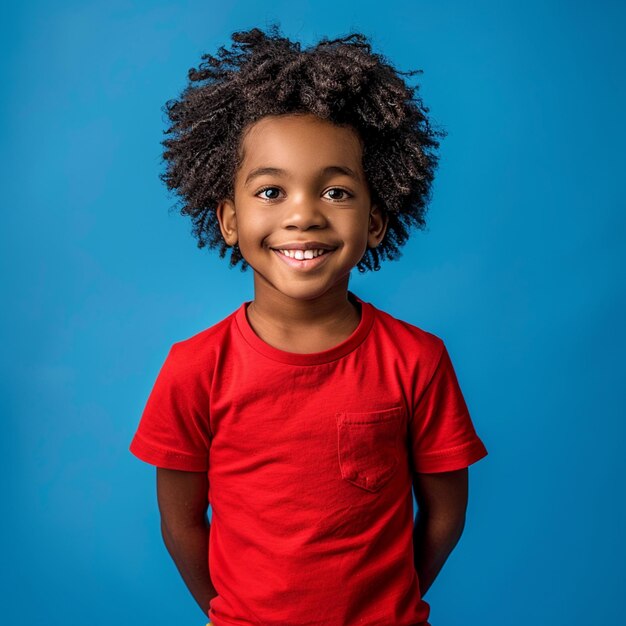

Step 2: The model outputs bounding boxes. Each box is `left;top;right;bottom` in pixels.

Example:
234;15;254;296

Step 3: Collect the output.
156;466;469;614
216;113;388;353
156;113;470;615
412;468;469;597
156;468;217;615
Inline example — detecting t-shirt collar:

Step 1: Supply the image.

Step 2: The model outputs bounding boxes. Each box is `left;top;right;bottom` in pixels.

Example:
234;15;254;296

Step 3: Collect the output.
234;290;375;365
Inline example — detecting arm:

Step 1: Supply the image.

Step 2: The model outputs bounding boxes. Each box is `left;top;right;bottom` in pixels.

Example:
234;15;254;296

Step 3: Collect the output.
156;468;217;616
412;467;469;597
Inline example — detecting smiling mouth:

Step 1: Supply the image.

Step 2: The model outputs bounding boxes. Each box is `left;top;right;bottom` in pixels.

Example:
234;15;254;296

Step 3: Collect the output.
272;248;331;260
271;248;334;270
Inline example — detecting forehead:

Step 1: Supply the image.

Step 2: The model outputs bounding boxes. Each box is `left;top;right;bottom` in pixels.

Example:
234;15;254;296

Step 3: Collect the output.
238;114;364;175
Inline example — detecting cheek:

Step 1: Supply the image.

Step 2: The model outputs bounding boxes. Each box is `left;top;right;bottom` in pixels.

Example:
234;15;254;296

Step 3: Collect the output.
339;217;370;244
237;212;273;245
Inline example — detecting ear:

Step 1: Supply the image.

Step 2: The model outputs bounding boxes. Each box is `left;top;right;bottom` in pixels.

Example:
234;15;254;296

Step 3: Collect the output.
367;203;388;249
216;199;238;247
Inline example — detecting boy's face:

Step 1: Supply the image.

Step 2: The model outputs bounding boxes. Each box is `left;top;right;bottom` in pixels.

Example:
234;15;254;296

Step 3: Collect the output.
216;113;387;304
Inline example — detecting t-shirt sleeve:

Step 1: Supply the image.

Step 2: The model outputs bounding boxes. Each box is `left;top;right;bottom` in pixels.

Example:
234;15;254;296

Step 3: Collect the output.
129;343;211;471
409;340;488;473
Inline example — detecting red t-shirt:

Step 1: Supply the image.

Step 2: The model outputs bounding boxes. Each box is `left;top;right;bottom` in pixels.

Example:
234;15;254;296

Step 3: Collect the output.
129;290;488;626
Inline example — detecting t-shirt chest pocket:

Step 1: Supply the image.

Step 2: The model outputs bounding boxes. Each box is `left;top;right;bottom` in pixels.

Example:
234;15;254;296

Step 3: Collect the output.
335;406;405;493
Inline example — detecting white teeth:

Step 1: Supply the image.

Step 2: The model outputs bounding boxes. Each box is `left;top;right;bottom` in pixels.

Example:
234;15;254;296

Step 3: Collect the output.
277;249;327;260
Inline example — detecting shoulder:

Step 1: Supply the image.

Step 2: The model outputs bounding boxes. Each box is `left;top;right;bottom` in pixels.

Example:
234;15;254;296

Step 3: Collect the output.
166;306;239;373
369;300;445;361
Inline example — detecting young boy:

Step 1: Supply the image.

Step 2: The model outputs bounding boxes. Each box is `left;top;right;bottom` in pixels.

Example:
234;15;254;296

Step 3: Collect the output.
129;25;488;626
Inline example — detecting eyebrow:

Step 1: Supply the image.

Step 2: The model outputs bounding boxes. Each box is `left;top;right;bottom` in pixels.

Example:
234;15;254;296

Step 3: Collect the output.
244;165;360;187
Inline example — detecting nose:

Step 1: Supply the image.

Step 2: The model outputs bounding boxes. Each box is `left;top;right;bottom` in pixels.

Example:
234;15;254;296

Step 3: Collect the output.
280;193;328;230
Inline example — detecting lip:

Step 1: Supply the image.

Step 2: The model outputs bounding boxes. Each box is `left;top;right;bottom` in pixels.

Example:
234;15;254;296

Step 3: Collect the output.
272;248;334;271
270;241;337;251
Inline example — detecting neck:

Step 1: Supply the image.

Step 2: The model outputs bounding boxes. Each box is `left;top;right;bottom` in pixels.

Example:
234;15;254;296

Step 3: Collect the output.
248;279;360;336
246;285;361;352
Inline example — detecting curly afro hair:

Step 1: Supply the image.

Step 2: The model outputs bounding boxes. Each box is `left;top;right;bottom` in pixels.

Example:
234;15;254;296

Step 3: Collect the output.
160;23;446;273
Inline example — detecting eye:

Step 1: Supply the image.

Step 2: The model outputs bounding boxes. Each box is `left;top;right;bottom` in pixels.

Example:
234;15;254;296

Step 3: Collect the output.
256;186;282;201
324;188;353;202
254;186;354;203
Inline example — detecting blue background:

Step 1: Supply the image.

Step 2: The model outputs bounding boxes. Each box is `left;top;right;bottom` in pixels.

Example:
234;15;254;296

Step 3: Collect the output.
2;1;624;624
